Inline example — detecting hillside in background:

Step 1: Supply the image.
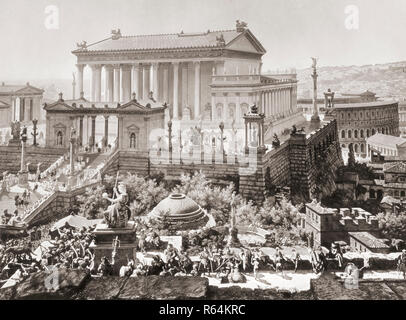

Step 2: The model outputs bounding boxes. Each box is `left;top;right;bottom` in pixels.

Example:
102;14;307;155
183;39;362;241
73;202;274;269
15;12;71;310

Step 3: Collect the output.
296;61;406;100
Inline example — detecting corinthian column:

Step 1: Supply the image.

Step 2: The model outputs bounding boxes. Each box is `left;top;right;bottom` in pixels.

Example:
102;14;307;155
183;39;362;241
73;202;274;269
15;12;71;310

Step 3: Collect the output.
91;64;102;102
173;62;179;119
143;64;151;99
152;62;159;101
194;61;201;120
121;64;132;102
105;65;114;102
163;65;169;103
113;65;121;103
76;64;85;98
132;63;140;99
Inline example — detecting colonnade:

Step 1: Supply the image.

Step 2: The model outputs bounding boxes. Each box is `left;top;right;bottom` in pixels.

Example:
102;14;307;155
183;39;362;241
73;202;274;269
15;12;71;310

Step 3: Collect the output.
76;61;202;120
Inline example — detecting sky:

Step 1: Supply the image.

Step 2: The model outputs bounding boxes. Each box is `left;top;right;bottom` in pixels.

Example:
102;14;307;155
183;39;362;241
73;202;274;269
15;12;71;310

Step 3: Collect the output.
1;0;406;81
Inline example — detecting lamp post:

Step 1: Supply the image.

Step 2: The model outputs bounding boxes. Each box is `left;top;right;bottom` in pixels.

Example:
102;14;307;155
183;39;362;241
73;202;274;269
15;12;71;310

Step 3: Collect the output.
18;126;28;186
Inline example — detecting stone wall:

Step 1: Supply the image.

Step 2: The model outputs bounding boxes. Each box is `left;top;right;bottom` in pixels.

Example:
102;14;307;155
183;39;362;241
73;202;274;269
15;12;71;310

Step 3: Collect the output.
99;121;342;203
0;146;66;175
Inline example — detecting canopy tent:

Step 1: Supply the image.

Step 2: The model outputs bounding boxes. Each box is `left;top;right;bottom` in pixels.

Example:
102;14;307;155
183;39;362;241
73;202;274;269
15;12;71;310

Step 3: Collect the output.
50;215;102;235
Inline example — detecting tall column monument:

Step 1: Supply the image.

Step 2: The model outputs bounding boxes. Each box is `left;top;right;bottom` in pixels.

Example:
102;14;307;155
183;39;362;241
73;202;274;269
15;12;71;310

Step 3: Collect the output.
310;57;320;123
18;126;28;186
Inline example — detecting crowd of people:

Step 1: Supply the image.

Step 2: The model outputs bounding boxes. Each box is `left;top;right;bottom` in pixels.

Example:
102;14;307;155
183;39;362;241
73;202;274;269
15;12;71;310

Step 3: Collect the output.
0;226;95;286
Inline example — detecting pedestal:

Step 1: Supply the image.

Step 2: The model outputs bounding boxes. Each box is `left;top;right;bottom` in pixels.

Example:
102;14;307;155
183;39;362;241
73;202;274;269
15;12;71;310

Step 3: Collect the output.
90;221;137;275
18;170;28;187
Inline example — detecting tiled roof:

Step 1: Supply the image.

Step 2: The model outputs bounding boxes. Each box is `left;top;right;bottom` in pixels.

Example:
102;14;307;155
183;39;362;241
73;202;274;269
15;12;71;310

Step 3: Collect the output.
366;133;406;148
348;232;389;249
75;29;247;53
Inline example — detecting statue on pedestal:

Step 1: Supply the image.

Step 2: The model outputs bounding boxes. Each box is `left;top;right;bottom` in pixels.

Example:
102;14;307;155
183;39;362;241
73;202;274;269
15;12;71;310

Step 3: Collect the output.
102;182;131;228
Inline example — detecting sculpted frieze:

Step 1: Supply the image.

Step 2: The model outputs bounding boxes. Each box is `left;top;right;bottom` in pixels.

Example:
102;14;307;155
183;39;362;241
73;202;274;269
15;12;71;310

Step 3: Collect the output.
75;49;223;64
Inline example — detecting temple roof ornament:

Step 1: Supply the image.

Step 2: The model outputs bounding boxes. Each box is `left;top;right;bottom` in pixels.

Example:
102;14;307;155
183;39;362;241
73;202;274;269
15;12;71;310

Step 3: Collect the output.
111;29;122;40
216;34;225;46
236;20;248;32
76;40;87;50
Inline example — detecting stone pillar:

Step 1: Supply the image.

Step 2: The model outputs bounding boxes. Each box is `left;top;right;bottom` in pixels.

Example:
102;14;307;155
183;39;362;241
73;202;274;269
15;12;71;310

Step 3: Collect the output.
211;94;216;121
117;116;124;149
121;65;132;102
76;64;85;98
105;65;114;102
113;65;121;103
194;61;201;120
173;62;179;119
91;64;102;102
79;116;84;147
311;67;320;122
91;115;96;148
163;65;169;103
69;128;75;175
132;63;140;99
143;64;151;100
18;127;28;186
152;62;159;101
104;116;109;147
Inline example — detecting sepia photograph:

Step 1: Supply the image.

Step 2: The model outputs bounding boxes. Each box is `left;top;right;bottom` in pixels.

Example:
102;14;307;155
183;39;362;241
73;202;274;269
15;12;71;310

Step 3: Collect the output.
0;0;406;309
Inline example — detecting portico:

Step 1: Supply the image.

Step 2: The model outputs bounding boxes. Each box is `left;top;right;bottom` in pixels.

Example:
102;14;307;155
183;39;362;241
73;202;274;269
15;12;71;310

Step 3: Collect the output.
71;22;303;139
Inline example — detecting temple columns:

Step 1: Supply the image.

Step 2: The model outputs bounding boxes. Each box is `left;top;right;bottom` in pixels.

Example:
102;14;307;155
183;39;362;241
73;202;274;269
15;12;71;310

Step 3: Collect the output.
91;64;102;102
105;65;114;102
76;64;85;98
194;61;200;120
104;115;109;147
79;116;84;147
163;65;169;104
132;63;140;99
91;115;96;148
173;62;179;119
152;62;159;101
143;64;151;99
121;65;132;102
113;65;121;102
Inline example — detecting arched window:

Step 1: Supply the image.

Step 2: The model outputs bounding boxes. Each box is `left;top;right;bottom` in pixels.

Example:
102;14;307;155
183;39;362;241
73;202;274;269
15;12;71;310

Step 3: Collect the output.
366;129;370;137
360;129;364;138
360;144;365;153
360;112;363;119
56;131;63;146
354;144;359;153
348;113;351;119
341;130;345;139
382;127;385;134
372;129;376;135
354;130;358;138
385;127;389;134
348;130;352;139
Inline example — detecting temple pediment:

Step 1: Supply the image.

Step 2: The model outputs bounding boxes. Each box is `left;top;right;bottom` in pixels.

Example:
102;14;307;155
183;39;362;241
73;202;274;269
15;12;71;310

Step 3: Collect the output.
53;122;67;129
44;101;76;111
226;30;266;55
126;124;140;133
14;85;44;95
118;100;154;111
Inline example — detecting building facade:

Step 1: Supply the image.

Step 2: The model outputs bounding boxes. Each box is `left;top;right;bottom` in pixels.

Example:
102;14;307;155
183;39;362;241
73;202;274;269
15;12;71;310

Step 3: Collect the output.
0;82;44;127
71;22;304;138
304;201;381;248
325;101;399;157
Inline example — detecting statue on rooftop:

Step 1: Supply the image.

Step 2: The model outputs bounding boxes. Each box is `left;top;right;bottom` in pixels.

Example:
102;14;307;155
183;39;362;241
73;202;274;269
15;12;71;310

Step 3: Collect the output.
76;41;87;50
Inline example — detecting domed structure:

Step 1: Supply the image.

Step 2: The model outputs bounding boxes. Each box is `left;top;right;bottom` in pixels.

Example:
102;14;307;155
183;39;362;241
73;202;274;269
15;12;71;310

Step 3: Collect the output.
148;194;209;230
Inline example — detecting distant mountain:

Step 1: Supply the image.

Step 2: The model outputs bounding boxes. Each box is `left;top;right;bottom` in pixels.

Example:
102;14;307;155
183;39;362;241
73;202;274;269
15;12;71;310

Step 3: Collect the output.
296;61;406;99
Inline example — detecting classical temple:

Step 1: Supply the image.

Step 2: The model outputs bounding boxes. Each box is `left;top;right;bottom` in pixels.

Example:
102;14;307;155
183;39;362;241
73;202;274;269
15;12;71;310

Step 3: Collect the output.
0;82;44;127
71;21;304;140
